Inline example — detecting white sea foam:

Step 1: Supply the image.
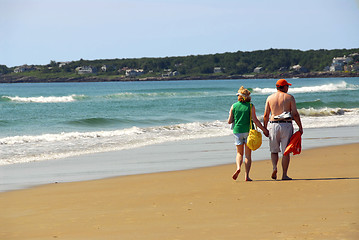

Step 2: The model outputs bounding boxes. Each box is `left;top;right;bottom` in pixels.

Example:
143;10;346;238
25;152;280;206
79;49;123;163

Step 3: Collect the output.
0;127;143;145
298;107;358;117
1;112;359;166
0;121;232;165
106;91;209;99
3;94;82;103
253;81;358;94
300;114;359;129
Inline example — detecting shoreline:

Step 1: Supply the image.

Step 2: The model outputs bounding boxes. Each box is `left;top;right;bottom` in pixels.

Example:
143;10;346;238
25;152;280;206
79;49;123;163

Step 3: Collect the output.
1;143;358;239
1;125;359;192
1;71;359;83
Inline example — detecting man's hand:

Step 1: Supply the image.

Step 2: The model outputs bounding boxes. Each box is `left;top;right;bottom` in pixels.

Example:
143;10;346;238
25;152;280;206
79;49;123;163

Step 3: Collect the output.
299;128;303;135
263;128;269;138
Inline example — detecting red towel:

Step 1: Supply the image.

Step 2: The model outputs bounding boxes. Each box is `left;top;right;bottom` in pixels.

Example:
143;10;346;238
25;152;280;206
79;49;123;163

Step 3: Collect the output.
284;131;302;156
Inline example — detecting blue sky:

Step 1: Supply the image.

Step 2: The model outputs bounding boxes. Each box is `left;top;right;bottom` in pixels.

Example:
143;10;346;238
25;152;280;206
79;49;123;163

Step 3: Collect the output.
1;0;359;67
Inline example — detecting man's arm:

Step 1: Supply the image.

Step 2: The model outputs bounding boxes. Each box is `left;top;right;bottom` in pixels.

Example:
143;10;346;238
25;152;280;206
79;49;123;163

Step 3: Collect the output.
290;96;303;134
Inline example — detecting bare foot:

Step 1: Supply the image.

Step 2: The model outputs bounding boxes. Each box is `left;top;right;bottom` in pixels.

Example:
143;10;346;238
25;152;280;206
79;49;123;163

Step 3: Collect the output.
232;169;240;180
245;177;252;182
271;169;277;180
282;176;292;181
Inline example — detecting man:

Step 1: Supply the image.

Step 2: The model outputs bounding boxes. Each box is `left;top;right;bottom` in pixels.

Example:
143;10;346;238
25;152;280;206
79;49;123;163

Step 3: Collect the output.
263;79;303;180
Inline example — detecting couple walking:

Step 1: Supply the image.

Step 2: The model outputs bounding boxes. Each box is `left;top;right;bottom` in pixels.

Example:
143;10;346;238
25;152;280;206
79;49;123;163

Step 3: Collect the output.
227;79;303;181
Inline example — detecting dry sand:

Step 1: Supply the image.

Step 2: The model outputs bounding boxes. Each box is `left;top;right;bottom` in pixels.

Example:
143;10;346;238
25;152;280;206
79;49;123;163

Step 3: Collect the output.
1;143;358;240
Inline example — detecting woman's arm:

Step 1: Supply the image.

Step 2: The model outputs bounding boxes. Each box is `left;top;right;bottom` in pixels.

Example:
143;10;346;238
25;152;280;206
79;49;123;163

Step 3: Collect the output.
228;105;234;124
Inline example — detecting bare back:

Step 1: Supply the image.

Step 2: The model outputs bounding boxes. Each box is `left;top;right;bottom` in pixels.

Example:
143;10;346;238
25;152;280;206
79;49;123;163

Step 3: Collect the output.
265;92;294;121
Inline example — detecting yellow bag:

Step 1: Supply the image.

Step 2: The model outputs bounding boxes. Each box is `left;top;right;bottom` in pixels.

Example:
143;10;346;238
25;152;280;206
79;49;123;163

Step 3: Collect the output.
247;104;262;151
247;128;262;151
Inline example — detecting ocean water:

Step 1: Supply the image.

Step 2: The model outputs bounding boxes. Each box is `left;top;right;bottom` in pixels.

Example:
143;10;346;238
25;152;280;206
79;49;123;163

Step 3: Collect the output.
1;77;359;166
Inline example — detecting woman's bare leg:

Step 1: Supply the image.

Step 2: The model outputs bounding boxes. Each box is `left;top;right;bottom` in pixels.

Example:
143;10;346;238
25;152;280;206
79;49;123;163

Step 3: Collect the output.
232;145;244;180
244;144;252;181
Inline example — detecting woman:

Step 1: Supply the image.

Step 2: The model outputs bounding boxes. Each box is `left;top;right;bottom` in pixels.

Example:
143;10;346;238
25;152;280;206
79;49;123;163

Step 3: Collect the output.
228;86;269;181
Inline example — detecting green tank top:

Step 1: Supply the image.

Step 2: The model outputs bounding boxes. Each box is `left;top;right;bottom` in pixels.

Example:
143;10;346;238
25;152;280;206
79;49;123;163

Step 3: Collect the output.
232;102;253;133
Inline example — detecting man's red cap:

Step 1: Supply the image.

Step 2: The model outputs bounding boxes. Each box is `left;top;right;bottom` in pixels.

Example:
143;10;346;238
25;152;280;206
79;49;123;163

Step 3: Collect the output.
276;79;292;86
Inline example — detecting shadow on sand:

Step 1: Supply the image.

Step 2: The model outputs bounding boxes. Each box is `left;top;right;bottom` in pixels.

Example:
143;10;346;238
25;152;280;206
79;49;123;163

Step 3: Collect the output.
252;177;359;182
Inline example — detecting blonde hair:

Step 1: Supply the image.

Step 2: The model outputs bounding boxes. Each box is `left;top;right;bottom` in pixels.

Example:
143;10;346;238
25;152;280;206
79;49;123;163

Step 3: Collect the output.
237;86;251;103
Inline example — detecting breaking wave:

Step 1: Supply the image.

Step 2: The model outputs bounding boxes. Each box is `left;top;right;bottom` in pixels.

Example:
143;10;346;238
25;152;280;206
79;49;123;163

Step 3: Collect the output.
0;121;231;165
252;81;358;94
298;107;358;117
104;91;210;100
1;94;85;103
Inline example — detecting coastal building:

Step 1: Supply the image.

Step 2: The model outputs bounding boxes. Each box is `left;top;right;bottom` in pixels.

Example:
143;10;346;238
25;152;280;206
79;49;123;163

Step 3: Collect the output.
214;67;222;73
330;55;353;72
76;66;96;74
14;66;25;73
58;62;71;68
330;65;343;72
323;66;330;71
332;56;353;65
101;65;107;72
290;64;308;73
344;64;359;72
14;65;34;73
352;64;359;71
253;67;264;73
162;70;179;77
125;69;144;77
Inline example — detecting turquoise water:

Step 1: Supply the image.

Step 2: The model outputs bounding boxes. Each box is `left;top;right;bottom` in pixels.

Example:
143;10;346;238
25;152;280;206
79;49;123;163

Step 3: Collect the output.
1;77;359;165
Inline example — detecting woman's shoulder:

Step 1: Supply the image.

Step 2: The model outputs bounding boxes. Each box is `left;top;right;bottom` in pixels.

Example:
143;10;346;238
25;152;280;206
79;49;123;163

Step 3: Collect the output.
233;101;252;108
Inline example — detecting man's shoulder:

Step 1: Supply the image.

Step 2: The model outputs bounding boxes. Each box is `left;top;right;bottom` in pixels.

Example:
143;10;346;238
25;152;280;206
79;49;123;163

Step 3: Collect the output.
276;92;294;99
266;93;277;100
284;93;295;99
266;93;273;98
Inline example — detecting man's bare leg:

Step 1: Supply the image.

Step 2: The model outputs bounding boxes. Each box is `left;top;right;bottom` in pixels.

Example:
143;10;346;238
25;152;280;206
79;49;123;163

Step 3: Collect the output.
282;154;292;180
271;153;278;180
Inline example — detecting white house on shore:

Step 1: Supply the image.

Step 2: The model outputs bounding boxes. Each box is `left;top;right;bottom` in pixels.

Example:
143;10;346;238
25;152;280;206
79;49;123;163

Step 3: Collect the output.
76;66;96;74
330;55;353;72
125;69;144;77
214;67;222;73
14;65;34;73
290;64;308;73
253;67;264;73
58;62;71;68
101;65;107;72
162;71;179;77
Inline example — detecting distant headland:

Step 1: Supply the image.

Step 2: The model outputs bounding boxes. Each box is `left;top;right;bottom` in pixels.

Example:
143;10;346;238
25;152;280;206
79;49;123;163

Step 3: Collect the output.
1;48;359;83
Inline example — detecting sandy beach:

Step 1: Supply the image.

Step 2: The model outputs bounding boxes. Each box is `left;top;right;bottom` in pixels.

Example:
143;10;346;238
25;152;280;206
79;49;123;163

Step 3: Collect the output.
1;143;358;240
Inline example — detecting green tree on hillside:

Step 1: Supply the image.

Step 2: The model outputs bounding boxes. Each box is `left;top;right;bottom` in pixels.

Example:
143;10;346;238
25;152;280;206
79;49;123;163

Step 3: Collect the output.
0;65;9;74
